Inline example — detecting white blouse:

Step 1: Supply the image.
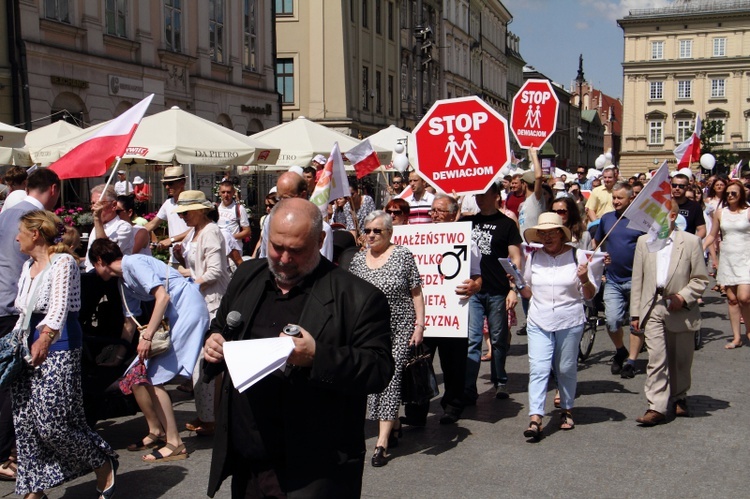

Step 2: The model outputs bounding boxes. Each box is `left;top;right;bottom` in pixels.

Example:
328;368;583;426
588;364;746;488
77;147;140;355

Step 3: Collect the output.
15;253;81;332
522;247;593;331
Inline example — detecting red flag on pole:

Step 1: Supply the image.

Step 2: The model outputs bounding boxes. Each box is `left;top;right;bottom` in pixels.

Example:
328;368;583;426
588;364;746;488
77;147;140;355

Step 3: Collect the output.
346;139;381;179
49;94;154;180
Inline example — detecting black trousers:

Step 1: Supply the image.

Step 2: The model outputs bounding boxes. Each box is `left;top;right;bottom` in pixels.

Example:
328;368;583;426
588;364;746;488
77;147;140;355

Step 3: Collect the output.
404;337;468;422
0;315;19;461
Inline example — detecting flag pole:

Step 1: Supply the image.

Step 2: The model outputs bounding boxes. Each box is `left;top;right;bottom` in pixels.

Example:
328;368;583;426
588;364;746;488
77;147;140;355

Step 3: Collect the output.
102;156;122;193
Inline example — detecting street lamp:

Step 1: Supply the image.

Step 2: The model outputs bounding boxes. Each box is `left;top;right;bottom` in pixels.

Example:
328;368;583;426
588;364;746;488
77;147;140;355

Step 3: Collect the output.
575;54;585;166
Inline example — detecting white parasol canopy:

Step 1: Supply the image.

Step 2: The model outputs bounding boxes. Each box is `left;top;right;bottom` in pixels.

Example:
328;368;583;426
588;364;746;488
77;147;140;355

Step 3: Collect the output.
26;121;84;165
0;122;32;166
29;107;278;168
249;116;390;169
366;124;413;163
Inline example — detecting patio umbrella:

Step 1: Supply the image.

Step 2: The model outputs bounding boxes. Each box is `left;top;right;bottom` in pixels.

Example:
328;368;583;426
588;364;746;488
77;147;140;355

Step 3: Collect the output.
26;121;83;165
120;106;276;166
249;116;390;169
366;124;413;163
0;122;32;166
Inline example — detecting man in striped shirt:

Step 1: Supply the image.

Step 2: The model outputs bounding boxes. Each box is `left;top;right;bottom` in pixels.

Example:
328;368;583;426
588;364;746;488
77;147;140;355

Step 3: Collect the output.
406;171;435;224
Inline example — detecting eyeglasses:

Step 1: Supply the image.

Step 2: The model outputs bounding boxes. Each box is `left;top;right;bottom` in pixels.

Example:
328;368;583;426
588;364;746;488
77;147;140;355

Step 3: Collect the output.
386;210;403;216
429;208;452;215
537;230;560;238
265;203;275;208
553;209;568;215
671;183;688;189
163;181;175;187
363;228;385;235
115;209;125;214
393;180;402;184
727;191;740;197
577;171;586;175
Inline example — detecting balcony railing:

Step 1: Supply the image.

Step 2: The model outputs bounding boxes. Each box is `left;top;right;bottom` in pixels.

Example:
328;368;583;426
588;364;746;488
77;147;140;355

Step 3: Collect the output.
732;141;750;151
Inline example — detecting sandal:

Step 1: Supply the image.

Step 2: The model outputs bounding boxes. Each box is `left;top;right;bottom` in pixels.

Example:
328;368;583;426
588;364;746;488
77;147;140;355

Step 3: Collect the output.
127;432;165;452
560;411;575;430
0;459;16;481
523;419;543;440
725;342;743;350
480;354;492;362
142;443;188;463
553;391;561;409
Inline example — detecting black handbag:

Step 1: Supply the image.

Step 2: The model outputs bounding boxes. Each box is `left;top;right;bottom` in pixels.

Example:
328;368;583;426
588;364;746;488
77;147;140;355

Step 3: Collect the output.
401;344;439;405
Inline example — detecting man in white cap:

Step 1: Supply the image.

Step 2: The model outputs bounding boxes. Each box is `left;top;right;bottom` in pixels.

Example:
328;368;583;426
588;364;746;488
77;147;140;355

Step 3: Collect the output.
312;154;327;182
144;165;190;257
132;175;150;205
114;169;133;196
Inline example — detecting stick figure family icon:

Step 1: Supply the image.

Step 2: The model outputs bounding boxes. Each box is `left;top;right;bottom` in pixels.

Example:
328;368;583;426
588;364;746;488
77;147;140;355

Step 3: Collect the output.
444;134;478;168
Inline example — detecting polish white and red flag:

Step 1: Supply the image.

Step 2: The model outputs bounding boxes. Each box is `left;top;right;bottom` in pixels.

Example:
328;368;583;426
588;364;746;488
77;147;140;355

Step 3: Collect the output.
50;94;154;180
674;115;702;168
346;139;381;179
310;142;350;216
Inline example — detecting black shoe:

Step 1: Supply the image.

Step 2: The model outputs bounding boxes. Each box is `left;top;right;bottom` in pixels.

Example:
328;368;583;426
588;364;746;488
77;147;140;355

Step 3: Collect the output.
517;324;527;336
620;363;636;379
439;412;459;425
610;355;625;375
495;384;509;400
398;416;426;427
371;446;388;467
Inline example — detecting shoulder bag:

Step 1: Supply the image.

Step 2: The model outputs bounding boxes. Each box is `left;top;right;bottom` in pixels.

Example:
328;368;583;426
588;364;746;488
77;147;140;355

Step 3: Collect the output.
120;263;171;357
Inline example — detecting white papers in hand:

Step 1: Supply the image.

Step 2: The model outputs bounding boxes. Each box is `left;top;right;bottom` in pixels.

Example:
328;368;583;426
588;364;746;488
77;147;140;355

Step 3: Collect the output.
222;336;295;393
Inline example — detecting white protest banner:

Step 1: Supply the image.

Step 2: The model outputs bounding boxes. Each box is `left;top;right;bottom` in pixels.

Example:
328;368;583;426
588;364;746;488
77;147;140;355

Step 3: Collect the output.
392;222;472;338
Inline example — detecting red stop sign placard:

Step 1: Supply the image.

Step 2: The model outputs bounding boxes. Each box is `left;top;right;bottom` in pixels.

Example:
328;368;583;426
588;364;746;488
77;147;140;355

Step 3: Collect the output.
510;79;559;149
410;96;510;196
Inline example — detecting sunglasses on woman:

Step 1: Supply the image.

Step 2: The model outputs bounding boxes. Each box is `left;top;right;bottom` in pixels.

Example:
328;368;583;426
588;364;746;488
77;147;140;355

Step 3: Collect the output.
363;228;385;235
386;210;402;216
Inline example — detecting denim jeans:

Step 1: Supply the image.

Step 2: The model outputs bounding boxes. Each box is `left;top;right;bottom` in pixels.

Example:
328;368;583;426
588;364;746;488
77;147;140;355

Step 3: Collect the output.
603;279;632;333
527;322;584;416
465;292;508;401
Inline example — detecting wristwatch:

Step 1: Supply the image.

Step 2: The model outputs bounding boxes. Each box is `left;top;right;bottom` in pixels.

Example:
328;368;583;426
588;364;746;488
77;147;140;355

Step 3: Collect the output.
170;237;176;245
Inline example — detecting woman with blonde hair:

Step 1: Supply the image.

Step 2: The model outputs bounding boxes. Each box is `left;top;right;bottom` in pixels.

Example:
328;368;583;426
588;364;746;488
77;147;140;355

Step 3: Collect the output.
13;210;117;499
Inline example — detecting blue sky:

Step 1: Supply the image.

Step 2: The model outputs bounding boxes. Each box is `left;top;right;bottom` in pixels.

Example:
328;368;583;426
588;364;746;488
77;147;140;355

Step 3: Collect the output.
502;0;675;100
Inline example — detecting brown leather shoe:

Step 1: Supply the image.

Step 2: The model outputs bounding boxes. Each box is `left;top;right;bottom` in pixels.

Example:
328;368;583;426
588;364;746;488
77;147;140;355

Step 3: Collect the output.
636;409;666;426
674;399;690;418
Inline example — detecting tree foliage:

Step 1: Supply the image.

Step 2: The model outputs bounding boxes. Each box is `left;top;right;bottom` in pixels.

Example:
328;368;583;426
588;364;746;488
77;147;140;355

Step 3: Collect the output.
700;119;738;175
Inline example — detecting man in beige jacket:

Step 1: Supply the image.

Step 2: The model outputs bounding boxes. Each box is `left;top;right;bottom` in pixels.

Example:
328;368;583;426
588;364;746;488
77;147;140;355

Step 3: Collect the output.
630;202;708;426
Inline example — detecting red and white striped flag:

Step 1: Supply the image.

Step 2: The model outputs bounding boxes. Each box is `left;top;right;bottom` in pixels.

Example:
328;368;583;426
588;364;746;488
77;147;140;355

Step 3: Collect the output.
50;94;153;180
346;139;381;179
674;115;702;168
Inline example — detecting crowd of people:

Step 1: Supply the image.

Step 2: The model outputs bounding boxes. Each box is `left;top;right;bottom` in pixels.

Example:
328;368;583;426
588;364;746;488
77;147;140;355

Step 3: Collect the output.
0;151;741;497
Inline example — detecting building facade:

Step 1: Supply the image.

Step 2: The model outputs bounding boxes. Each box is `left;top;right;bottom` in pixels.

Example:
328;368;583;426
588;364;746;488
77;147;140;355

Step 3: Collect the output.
570;81;622;166
3;0;279;134
276;0;401;138
617;0;750;177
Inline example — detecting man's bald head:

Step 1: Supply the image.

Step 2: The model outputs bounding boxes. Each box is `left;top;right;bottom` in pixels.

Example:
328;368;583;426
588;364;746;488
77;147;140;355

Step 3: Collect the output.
270;198;323;243
276;172;308;199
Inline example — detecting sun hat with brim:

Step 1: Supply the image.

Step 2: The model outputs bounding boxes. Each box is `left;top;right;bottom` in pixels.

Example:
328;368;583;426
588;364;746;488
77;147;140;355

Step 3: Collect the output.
173;190;214;213
133;176;144;185
523;212;572;244
162;165;187;183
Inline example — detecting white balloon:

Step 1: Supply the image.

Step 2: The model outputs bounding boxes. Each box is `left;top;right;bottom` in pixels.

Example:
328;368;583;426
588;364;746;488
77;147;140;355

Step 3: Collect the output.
700;153;716;170
394;143;405;155
595;154;606;169
393;154;410;173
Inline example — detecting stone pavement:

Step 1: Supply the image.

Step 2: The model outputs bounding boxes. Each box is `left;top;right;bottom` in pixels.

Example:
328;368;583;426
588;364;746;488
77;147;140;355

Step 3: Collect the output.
0;285;747;498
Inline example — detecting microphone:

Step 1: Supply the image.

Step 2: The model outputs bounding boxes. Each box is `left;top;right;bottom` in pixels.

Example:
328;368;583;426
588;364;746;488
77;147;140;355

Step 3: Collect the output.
202;310;243;383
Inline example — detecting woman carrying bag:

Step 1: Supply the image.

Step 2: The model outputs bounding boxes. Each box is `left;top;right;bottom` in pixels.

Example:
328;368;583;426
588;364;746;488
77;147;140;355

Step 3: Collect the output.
89;239;209;462
13;210;117;499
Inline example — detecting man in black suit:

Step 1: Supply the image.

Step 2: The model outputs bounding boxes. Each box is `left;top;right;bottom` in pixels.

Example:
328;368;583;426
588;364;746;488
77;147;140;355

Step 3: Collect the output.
205;198;393;498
